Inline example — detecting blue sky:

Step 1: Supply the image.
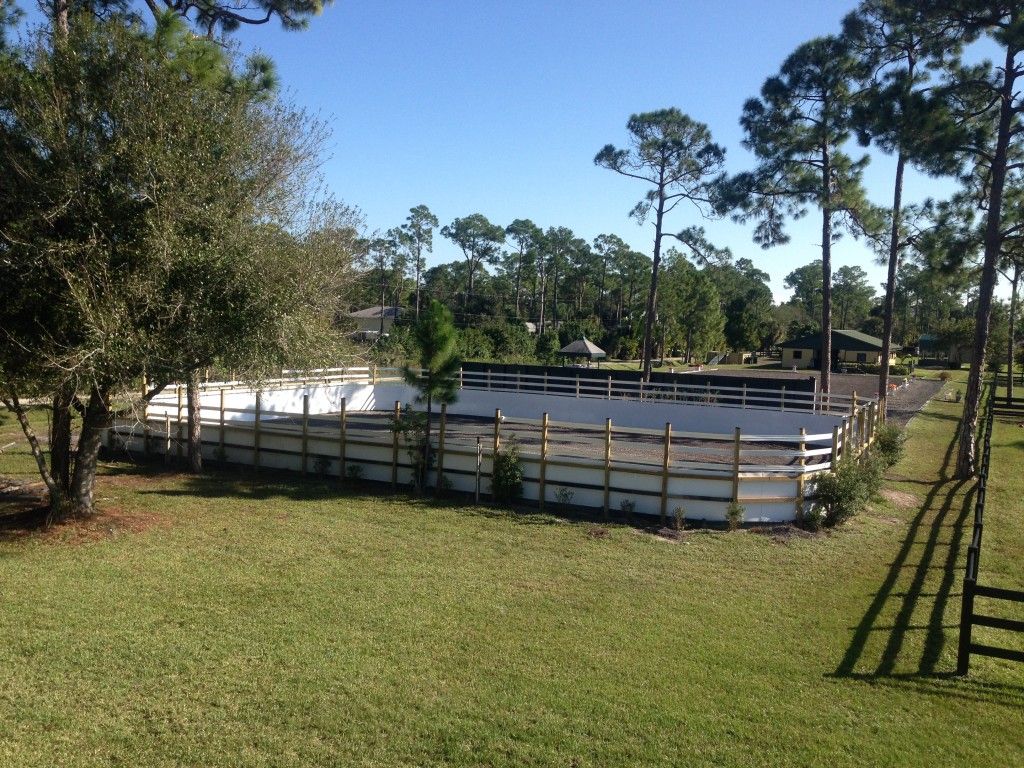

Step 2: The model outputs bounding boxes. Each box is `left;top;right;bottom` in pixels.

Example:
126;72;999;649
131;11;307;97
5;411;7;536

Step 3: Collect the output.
22;0;974;301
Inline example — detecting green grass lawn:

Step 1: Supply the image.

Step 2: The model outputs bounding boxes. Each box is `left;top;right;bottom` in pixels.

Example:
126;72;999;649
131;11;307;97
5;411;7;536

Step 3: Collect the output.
0;375;1022;767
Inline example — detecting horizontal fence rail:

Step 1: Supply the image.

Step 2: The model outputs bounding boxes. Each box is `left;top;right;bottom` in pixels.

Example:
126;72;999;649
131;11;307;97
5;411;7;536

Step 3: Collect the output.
120;368;883;525
957;380;1024;675
455;367;873;416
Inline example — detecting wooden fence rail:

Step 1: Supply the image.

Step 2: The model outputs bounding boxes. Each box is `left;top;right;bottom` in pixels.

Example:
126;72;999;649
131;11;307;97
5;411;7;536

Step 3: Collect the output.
957;381;1024;675
114;385;879;524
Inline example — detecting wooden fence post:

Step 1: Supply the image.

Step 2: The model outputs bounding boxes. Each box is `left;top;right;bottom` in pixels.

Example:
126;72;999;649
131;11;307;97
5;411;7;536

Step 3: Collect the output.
732;427;742;504
539;412;549;510
143;390;152;456
391;400;400;490
831;425;839;467
957;575;977;676
603;418;612;519
339;397;347;481
176;385;184;461
164;414;171;466
660;422;672;526
301;394;310;476
491;408;502;501
741;382;747;409
607;376;612;400
218;387;226;459
796;427;806;521
436;403;448;494
575;374;580;398
780;385;786;412
850;391;858;455
475;437;482;504
254;392;262;471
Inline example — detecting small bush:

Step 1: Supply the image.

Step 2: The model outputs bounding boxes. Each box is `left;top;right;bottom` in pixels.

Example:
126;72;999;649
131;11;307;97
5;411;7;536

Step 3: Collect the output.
345;464;363;482
873;424;906;468
492;437;524;504
554;486;575;506
814;458;883;528
619;498;636;518
726;501;744;531
313;456;332;477
673;505;686;531
938;371;952;382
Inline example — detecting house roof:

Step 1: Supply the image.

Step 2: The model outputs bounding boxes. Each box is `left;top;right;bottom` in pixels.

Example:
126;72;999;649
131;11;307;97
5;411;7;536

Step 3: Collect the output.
349;306;402;319
558;337;606;358
780;329;884;352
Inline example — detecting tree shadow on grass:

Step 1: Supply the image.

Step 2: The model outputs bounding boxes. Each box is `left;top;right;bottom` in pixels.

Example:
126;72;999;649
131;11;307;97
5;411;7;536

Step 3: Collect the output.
829;410;1023;702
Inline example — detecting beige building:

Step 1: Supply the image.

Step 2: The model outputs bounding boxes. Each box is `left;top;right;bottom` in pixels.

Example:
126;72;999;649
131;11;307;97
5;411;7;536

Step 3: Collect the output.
780;329;894;370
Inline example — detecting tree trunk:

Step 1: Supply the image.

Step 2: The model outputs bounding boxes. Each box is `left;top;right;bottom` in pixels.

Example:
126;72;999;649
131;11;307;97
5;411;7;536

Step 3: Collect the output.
68;387;110;518
641;193;667;382
878;150;907;416
50;383;74;501
514;250;523;317
956;43;1017;479
187;369;203;473
415;252;422;320
538;269;547;335
423;393;432;493
820;143;833;395
1008;264;1019;404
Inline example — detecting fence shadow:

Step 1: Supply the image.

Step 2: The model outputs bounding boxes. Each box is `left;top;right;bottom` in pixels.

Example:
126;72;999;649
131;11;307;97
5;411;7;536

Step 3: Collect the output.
832;410;975;683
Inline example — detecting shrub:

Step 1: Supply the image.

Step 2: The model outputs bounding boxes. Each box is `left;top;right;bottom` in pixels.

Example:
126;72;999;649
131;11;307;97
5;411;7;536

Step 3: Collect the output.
873;424;906;468
491;437;524;504
345;464;363;482
554;486;574;506
673;505;686;531
813;458;883;528
938;371;952;382
619;498;636;518
726;501;744;531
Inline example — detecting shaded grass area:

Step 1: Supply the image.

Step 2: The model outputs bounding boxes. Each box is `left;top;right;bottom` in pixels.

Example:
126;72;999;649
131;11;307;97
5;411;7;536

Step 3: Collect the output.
0;376;1022;767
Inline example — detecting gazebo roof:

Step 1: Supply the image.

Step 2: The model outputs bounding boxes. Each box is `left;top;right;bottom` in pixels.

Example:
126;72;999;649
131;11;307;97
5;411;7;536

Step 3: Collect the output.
558;337;606;358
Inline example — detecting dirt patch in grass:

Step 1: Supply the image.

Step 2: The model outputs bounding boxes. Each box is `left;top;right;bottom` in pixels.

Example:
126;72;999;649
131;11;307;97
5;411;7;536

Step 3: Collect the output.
748;524;820;543
879;489;918;510
0;487;171;545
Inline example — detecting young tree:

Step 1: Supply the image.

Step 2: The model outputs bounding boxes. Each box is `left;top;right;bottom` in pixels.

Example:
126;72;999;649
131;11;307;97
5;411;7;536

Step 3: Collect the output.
729;36;883;394
441;214;505;311
402;300;461;493
595;108;727;380
843;0;959;413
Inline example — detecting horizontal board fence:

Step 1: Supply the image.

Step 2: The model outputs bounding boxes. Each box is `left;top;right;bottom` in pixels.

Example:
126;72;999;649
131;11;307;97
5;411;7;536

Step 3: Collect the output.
461;361;822;412
117;371;882;525
957;381;1024;675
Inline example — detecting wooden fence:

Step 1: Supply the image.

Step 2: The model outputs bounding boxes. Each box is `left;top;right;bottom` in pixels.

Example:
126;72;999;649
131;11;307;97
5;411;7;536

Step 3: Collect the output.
115;371;881;524
957;380;1024;674
456;368;870;416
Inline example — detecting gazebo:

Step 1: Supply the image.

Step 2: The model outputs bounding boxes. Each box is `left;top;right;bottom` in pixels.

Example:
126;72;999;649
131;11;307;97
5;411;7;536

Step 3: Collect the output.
557;337;606;367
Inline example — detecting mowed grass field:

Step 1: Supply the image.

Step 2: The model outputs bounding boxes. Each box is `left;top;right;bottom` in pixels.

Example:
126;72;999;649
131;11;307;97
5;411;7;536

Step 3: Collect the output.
0;373;1022;767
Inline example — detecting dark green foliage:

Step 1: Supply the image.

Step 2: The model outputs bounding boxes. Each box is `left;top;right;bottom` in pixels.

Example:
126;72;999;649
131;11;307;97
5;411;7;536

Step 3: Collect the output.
725;502;744;532
491;437;524;504
874;424;907;467
811;458;884;528
459;328;494;361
